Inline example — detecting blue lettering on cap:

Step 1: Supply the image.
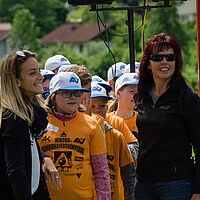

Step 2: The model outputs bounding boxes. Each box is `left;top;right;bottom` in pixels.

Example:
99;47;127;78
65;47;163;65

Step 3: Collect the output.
120;65;125;70
92;86;102;92
93;77;102;82
133;75;138;79
69;77;79;84
61;58;68;62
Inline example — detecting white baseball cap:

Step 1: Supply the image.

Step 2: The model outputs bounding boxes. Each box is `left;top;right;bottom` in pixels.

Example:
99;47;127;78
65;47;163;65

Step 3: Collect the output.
57;64;73;74
126;62;140;71
107;62;128;81
115;73;138;94
90;83;112;100
49;72;90;95
45;55;71;71
92;75;112;93
40;69;55;78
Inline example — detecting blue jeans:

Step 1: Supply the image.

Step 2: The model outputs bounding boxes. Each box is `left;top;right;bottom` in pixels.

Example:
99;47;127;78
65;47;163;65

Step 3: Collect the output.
135;179;193;200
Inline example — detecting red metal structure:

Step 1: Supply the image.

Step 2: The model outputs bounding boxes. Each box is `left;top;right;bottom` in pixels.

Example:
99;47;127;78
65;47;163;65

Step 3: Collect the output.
197;0;200;95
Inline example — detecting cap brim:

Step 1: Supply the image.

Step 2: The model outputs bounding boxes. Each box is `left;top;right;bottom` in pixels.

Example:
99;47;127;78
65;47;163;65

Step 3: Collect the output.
98;83;112;93
43;74;55;78
59;87;90;92
123;82;138;86
90;94;113;100
116;73;123;78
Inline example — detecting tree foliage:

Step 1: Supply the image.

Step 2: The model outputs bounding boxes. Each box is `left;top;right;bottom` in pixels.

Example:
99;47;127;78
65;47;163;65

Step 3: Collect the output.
10;8;40;51
0;0;68;37
0;1;198;91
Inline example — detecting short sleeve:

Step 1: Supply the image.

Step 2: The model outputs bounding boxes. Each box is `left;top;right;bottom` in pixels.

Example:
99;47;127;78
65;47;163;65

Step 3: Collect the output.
117;131;133;167
91;113;105;134
89;122;106;156
119;120;137;144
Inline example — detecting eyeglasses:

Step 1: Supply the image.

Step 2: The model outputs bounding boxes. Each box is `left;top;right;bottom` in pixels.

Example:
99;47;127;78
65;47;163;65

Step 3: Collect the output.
16;50;34;57
57;91;83;98
150;54;176;62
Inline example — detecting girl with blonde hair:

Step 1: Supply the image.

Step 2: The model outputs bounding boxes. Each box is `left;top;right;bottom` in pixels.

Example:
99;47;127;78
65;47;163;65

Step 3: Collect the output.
38;71;111;200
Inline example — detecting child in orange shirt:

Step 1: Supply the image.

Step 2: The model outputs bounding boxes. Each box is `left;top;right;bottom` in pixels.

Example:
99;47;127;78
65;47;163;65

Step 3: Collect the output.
91;83;136;200
38;72;110;200
113;73;139;139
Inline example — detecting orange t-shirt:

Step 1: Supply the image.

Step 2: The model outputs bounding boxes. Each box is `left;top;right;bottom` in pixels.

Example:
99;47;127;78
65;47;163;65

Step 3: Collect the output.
105;125;133;200
109;111;138;133
38;112;106;200
105;113;137;144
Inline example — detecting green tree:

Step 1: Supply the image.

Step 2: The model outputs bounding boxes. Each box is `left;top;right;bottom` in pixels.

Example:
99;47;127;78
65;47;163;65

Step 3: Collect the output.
10;8;40;51
0;0;68;37
145;3;189;48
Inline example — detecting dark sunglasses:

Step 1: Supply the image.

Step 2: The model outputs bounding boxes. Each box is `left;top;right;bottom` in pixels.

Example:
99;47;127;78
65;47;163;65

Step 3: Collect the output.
57;90;83;98
150;54;176;62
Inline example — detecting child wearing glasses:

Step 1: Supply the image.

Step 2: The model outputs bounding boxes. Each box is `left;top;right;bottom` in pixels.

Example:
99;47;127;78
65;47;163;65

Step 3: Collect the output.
38;72;111;200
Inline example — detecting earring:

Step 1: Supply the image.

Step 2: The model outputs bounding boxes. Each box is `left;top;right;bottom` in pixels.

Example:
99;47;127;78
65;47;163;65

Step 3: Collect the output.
17;83;21;87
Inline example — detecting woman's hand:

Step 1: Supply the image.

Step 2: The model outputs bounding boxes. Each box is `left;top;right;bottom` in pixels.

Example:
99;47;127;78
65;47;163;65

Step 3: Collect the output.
191;194;200;200
43;157;62;190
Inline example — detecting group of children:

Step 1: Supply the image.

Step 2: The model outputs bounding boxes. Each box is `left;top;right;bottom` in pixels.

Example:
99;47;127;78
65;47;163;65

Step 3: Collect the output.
38;54;140;200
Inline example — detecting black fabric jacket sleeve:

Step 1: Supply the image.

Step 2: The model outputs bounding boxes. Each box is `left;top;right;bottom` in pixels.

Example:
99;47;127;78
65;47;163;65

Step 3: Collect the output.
2;115;32;200
184;93;200;193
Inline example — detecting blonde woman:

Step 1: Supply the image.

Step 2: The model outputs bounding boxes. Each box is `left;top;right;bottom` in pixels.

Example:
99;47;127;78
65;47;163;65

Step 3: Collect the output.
0;50;59;199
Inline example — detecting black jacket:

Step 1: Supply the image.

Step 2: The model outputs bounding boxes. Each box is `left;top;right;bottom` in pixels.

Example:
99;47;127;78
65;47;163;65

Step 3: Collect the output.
136;82;200;193
0;104;50;200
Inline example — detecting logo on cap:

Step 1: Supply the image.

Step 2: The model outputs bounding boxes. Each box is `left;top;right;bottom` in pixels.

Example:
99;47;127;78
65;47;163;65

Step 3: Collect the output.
61;58;68;62
133;75;138;80
69;77;79;84
92;86;102;92
120;65;125;70
93;77;102;82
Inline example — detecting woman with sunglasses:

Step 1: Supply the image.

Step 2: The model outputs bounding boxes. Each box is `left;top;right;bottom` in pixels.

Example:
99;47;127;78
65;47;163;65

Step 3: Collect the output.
134;33;200;200
0;50;53;199
38;72;111;200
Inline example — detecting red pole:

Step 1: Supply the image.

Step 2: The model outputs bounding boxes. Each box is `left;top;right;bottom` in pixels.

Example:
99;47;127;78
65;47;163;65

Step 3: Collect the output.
197;0;200;95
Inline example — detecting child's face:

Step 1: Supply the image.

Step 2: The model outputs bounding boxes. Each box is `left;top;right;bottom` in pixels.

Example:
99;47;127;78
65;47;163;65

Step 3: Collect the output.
91;97;108;118
55;90;82;114
42;78;51;92
116;85;137;109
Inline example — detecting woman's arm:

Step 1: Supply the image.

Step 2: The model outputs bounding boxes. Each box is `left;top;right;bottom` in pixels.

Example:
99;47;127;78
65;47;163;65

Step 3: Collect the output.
91;153;111;200
2;116;32;200
4;135;32;200
185;93;200;194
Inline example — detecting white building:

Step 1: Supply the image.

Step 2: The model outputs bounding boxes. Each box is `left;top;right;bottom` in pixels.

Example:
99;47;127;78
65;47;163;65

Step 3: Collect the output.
177;0;196;21
0;23;11;58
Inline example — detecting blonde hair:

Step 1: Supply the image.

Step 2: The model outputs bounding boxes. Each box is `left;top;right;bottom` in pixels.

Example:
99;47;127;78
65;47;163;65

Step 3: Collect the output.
0;50;38;126
64;65;92;87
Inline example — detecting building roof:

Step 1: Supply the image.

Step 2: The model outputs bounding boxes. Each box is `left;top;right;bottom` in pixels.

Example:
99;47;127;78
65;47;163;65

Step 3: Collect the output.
0;23;11;41
41;23;114;45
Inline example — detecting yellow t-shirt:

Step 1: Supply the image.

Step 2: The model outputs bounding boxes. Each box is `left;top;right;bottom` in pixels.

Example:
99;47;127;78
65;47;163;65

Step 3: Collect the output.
91;113;105;134
105;113;137;144
109;111;138;133
38;112;106;200
105;126;133;200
